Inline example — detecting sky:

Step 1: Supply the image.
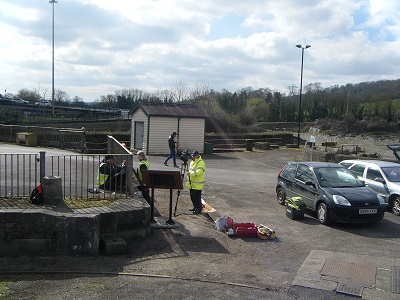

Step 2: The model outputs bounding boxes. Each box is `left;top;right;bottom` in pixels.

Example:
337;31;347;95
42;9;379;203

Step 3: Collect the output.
1;0;400;102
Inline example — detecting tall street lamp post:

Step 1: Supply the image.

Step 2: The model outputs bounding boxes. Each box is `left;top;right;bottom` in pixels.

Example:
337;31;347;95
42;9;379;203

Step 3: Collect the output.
50;0;57;118
296;44;311;148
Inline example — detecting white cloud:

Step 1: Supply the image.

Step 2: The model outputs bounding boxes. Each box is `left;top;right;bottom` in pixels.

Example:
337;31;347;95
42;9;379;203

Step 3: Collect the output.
0;0;399;101
367;0;400;26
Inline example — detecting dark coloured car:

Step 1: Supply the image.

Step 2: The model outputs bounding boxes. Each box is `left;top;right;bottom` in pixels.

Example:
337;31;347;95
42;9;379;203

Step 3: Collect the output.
276;162;386;225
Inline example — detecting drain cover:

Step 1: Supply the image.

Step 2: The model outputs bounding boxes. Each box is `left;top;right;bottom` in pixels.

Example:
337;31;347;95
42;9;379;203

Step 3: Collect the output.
336;282;363;297
321;258;376;286
392;266;400;294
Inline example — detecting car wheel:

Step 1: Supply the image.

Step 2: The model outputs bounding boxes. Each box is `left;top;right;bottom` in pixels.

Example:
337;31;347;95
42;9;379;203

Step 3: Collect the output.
317;203;331;225
276;187;286;205
392;196;400;216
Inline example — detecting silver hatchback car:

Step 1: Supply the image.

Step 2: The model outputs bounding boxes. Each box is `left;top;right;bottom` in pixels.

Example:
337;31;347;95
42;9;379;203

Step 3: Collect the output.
339;159;400;216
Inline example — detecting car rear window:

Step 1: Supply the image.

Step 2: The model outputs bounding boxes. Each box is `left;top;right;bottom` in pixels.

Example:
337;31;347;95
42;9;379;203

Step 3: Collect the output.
280;163;297;180
349;164;365;177
339;162;353;168
295;164;315;183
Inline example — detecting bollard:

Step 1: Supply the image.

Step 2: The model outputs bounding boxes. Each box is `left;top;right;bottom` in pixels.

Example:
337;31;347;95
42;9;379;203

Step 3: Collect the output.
42;176;64;205
246;139;253;151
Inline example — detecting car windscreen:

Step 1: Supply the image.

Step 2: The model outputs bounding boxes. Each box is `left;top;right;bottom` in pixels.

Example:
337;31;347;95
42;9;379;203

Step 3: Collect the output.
382;166;400;182
314;167;364;188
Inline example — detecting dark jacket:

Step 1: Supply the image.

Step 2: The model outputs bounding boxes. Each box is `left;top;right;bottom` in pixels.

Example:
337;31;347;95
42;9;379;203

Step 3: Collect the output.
99;159;122;181
168;135;176;149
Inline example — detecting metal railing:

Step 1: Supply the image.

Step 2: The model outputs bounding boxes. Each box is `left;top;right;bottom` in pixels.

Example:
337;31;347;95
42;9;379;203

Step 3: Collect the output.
0;124;86;150
55;153;134;200
0;136;134;204
0;152;134;200
0;153;40;199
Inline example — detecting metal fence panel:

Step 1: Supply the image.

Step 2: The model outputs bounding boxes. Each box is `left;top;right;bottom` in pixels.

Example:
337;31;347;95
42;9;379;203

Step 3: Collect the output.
0;124;86;150
0;153;39;198
0;135;134;204
49;154;133;200
0;152;134;202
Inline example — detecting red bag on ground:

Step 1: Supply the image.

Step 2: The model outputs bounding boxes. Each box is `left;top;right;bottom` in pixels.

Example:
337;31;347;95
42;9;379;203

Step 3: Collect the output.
233;223;258;237
30;183;43;204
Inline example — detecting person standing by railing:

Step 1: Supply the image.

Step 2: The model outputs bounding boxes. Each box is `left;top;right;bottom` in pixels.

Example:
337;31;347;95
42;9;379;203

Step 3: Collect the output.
97;155;126;190
136;151;150;204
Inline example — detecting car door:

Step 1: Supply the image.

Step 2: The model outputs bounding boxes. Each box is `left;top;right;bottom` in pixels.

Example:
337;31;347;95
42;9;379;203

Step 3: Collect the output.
292;164;318;208
364;166;389;200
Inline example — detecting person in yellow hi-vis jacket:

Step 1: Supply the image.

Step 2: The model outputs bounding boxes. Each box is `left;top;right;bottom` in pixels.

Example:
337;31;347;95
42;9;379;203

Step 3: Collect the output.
186;150;206;214
136;151;150;204
97;155;126;190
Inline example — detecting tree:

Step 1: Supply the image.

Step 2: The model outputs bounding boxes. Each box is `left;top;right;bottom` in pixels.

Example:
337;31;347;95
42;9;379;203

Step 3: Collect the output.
35;87;49;101
246;97;269;122
269;92;282;122
217;90;246;114
193;89;219;118
190;83;211;102
17;89;41;103
98;94;117;107
55;89;70;104
169;79;189;102
73;96;86;107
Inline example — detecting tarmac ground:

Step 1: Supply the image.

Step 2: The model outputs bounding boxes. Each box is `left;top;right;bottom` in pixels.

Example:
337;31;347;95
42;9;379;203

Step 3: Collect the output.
1;140;400;299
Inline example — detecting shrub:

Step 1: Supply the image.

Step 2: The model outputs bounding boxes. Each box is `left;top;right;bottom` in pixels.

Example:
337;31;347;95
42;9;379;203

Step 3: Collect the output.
0;109;21;125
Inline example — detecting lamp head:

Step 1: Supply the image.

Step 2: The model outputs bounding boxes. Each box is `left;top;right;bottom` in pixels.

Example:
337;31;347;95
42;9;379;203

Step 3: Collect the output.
305;45;311;49
296;44;302;48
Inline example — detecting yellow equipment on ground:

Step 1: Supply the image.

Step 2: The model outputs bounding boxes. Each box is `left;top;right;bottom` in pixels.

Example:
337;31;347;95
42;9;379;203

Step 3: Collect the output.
257;224;276;239
285;196;306;210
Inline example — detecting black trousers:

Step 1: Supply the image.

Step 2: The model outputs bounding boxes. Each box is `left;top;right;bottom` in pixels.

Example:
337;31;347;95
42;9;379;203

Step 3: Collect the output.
137;185;151;205
190;189;203;211
142;188;151;205
100;174;126;191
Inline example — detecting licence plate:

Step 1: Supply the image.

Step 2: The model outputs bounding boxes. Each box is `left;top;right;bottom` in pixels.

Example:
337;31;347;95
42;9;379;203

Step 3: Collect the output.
359;209;377;214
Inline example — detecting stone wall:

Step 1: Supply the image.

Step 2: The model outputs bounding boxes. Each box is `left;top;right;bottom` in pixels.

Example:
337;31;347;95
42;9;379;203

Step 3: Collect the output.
0;210;99;256
303;147;373;163
206;133;295;149
0;199;151;257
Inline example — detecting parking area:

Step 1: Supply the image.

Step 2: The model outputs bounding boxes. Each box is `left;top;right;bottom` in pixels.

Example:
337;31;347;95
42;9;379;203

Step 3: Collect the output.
1;145;400;299
167;148;400;298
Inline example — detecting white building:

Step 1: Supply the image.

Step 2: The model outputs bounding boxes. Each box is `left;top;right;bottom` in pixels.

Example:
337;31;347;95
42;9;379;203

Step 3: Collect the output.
129;101;209;155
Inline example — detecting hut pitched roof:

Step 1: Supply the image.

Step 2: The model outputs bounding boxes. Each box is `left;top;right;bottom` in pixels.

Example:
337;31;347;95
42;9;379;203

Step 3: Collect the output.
130;101;209;118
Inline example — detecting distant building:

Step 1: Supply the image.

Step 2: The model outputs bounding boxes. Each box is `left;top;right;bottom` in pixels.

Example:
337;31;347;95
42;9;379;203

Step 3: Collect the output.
129;101;209;155
119;109;131;120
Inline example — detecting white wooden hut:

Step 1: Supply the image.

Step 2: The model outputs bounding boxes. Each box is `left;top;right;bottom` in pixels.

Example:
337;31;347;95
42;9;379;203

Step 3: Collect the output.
129;101;209;155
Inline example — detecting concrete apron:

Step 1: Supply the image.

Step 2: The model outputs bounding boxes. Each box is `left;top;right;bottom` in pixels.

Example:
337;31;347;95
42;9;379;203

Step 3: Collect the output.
292;249;400;299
